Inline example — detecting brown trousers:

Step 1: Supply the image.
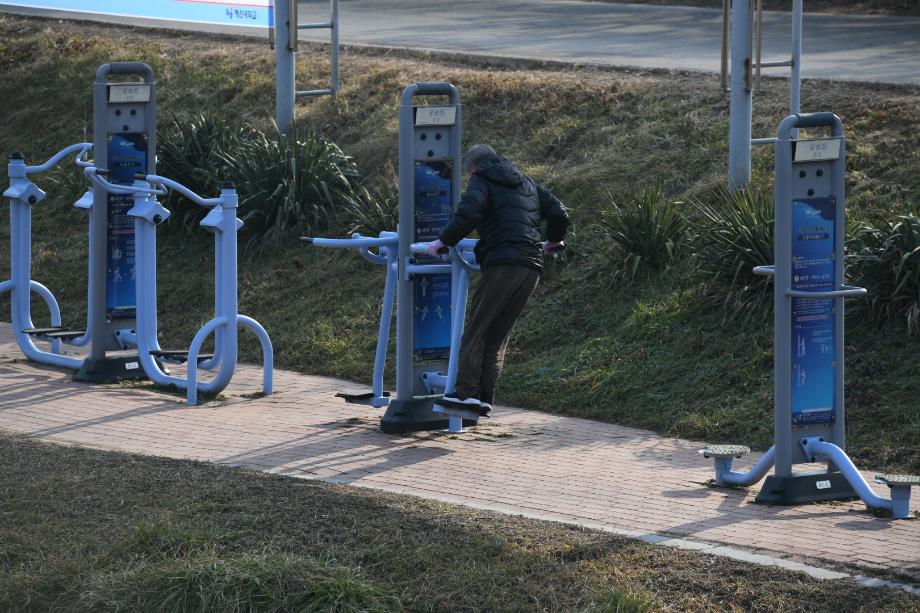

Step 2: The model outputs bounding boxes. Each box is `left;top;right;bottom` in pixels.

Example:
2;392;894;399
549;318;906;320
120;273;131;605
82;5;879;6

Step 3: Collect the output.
453;264;540;404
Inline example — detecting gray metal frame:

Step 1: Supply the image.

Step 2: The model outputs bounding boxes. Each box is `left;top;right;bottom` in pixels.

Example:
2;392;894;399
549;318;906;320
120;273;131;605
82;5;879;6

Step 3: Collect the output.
771;112;850;477
724;0;803;188
395;83;462;398
701;113;920;516
274;0;340;134
77;62;157;382
380;82;464;433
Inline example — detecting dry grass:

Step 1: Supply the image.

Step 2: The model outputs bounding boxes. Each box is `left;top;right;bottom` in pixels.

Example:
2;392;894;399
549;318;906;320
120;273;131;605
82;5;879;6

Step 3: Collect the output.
2;435;919;611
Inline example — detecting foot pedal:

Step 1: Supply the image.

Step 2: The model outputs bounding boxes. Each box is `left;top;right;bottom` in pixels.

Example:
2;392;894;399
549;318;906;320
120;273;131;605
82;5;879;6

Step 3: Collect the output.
23;326;67;335
433;403;482;421
874;475;920;519
336;390;390;405
149;350;214;364
23;326;85;341
875;474;920;487
699;444;751;459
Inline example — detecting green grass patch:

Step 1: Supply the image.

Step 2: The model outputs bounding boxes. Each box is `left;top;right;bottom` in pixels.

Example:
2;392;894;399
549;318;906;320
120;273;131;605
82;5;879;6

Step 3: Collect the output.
2;435;919;611
0;15;918;474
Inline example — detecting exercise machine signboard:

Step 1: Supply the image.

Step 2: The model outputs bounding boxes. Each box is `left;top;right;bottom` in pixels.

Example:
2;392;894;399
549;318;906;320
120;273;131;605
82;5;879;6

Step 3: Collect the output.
413;161;453;361
106;133;146;320
790;197;837;426
0;0;274;28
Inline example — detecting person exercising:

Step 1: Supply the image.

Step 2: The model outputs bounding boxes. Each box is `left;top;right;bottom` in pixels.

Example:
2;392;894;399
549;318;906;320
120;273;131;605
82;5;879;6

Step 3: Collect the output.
427;144;570;416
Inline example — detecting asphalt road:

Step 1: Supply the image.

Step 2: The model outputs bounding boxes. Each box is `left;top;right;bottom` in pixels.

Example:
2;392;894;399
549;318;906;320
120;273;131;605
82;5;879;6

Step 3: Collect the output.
2;1;918;84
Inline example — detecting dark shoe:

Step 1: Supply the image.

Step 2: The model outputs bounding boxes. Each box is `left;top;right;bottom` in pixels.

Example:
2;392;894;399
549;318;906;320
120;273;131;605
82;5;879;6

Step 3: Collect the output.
440;394;482;409
478;401;492;416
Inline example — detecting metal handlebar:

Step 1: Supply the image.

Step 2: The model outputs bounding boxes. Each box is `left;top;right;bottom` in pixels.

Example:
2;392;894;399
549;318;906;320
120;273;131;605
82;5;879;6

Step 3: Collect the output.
23;143;93;175
778;113;845;139
143;175;224;207
74;145;95;168
785;285;867;299
86;169;228;206
96;62;155;81
401;82;461;105
304;235;399;249
449;246;480;273
84;168;165;196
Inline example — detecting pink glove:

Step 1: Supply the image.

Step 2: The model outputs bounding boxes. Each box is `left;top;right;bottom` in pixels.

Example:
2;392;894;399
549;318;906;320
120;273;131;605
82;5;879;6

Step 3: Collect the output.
427;239;446;257
543;240;564;253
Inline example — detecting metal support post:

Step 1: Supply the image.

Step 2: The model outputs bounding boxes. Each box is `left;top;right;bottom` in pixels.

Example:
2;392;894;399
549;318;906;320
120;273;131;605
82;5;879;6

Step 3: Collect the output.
275;0;295;134
789;0;803;138
728;0;753;189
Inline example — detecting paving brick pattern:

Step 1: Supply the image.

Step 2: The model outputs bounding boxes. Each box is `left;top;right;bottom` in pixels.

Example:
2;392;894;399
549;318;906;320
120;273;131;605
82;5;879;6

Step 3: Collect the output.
0;323;917;580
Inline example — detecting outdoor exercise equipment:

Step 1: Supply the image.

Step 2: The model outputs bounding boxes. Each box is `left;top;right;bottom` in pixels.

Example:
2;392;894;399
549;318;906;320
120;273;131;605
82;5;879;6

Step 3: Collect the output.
2;143;95;370
305;82;481;433
73;61;159;382
84;169;274;406
722;0;804;188
700;112;919;518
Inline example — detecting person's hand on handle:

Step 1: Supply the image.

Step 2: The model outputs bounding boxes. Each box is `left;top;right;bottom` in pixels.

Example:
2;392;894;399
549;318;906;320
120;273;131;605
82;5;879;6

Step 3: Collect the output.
543;240;564;253
427;239;447;257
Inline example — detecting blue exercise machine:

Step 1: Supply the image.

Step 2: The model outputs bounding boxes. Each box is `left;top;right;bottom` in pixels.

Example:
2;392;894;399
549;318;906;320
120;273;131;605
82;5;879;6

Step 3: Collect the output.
305;82;481;433
84;170;274;405
3;62;273;405
2;143;95;369
701;112;919;518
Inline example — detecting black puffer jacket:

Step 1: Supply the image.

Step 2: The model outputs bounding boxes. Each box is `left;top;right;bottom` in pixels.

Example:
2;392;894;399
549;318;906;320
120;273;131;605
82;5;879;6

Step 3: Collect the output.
438;156;569;271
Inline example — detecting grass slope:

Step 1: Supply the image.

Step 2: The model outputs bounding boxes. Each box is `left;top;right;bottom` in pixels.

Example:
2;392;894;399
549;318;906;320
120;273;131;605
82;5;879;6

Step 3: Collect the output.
2;435;919;612
0;16;918;473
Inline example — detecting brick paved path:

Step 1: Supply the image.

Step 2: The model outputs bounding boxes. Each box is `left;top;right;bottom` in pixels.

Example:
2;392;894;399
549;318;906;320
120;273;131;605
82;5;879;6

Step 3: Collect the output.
0;323;917;580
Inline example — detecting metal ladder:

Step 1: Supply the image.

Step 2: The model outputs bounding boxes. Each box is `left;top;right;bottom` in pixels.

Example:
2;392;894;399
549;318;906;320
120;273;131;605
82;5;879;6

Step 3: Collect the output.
722;0;804;187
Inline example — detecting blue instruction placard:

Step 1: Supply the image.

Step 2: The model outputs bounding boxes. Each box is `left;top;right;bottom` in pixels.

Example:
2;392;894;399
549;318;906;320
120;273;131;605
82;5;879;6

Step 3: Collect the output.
106;134;145;320
790;197;837;426
0;0;273;28
413;161;453;361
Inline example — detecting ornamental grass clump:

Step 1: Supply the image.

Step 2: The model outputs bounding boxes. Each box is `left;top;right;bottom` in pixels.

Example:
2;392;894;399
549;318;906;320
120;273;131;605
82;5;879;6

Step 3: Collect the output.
158;114;363;250
847;211;920;334
689;182;775;319
596;187;689;282
339;163;399;236
157;112;251;229
221;125;360;250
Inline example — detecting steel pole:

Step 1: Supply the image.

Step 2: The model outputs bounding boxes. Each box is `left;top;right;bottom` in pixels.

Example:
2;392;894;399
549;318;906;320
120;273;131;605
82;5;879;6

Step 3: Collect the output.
728;0;753;190
330;0;340;94
275;0;295;134
790;0;803;138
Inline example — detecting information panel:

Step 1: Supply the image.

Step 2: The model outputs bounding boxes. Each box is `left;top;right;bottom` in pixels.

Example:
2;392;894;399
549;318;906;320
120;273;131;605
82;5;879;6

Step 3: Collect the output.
0;0;274;28
105;134;146;320
790;197;837;426
413;161;453;361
